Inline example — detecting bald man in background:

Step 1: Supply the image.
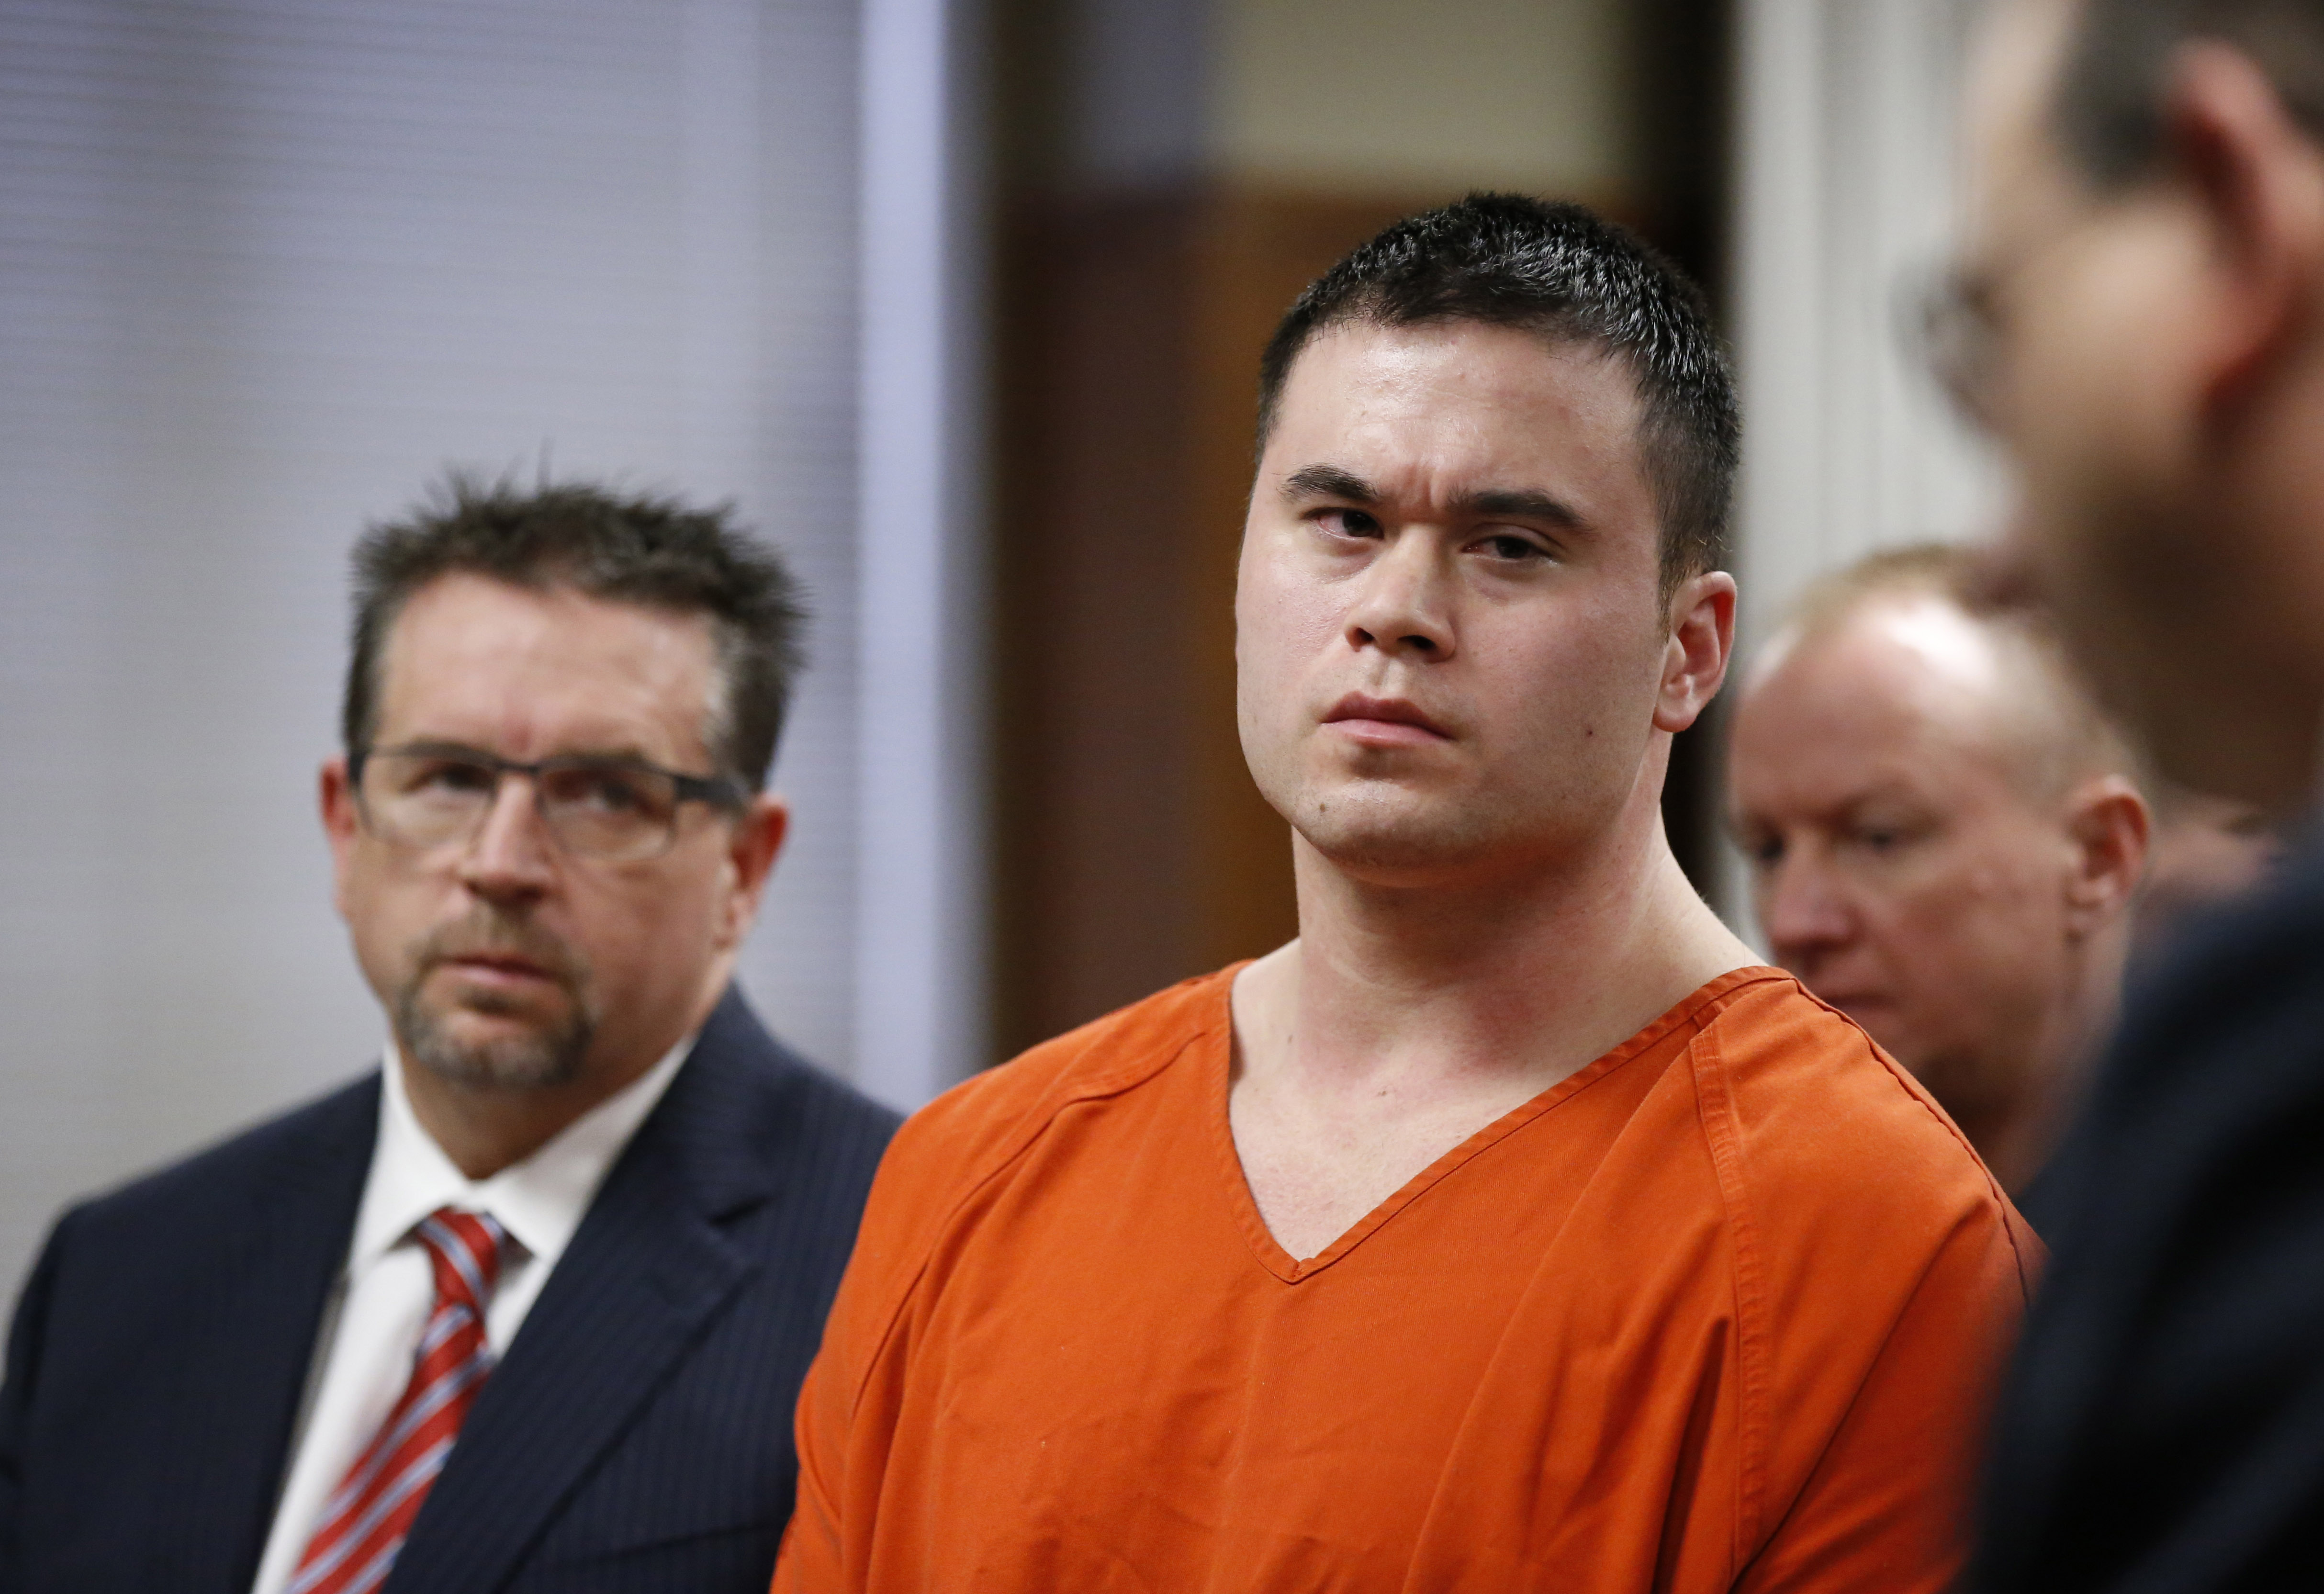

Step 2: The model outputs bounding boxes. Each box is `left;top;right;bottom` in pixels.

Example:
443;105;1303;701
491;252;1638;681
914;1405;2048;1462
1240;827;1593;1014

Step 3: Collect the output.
1728;545;2148;1195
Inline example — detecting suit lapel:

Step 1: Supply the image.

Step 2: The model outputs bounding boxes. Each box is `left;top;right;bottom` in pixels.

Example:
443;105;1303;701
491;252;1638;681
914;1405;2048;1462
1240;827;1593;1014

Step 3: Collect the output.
385;1000;779;1594
151;1079;378;1592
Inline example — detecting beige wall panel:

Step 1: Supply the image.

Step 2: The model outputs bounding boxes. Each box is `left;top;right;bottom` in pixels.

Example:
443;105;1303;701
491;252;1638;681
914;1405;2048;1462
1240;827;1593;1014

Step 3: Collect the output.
1216;0;1640;196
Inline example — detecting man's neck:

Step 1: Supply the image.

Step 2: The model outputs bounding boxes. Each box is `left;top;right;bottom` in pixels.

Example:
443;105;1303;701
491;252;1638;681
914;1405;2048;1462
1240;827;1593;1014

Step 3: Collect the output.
1986;932;2127;1194
1225;810;1754;1261
1243;817;1755;1102
401;1055;663;1181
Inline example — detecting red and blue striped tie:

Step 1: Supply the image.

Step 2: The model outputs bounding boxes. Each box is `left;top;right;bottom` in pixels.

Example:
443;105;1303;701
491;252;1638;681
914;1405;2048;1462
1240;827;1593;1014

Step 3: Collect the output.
288;1208;508;1594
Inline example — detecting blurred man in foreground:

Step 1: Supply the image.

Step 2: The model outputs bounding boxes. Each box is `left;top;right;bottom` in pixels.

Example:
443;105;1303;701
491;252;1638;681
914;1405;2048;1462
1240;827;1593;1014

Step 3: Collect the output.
1958;0;2324;1585
0;479;898;1593
776;195;2032;1594
1729;543;2149;1194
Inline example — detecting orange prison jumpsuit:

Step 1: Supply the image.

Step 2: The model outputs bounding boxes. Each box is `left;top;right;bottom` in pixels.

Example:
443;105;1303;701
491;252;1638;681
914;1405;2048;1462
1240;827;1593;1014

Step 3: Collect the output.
776;965;2038;1593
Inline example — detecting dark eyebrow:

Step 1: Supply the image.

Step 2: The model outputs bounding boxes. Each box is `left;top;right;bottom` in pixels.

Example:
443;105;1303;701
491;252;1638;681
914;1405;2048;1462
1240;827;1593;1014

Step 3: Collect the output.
1279;464;1380;504
1454;487;1584;528
1278;465;1583;532
388;738;661;768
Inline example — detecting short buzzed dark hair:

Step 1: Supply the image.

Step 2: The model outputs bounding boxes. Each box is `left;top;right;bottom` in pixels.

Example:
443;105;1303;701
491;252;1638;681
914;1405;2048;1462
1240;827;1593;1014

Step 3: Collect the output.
1256;193;1740;595
2056;0;2324;186
344;473;808;789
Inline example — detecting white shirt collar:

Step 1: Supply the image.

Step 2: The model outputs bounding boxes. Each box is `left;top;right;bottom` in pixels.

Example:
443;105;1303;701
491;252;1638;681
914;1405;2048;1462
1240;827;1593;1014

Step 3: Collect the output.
348;1031;695;1276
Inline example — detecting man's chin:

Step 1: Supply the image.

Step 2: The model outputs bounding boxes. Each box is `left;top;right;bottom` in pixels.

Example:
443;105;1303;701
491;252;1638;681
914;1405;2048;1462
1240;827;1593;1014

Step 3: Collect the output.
1293;802;1504;883
396;994;592;1092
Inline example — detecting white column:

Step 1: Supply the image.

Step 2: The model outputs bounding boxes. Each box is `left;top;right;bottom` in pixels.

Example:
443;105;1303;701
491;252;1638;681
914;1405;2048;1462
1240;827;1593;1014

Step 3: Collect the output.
854;0;990;1111
1733;0;2002;649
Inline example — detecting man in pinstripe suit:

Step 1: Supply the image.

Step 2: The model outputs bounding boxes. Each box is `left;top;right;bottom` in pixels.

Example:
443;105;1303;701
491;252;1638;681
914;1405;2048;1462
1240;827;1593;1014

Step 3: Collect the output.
0;476;900;1594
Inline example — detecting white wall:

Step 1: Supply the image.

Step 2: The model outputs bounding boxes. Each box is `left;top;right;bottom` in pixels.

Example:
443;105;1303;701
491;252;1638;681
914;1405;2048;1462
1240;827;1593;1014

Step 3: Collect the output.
1734;0;2002;644
0;0;871;1292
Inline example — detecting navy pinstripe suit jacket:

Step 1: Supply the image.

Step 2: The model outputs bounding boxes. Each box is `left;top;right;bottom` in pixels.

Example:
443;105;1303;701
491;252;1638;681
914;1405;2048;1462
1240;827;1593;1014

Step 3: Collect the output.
0;986;900;1594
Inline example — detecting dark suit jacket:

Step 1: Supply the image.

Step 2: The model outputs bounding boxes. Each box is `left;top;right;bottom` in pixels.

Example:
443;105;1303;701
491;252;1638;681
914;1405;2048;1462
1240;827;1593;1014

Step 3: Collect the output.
1971;834;2324;1591
0;986;900;1594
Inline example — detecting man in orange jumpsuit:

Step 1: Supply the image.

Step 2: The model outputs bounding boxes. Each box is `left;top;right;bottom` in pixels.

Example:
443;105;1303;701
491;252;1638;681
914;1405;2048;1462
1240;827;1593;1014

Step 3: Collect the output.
775;195;2035;1593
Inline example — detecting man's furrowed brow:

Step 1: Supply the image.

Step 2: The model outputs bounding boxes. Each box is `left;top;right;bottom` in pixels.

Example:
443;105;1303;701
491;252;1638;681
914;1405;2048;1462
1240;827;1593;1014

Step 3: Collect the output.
1276;468;1586;529
1456;487;1584;528
1279;464;1380;504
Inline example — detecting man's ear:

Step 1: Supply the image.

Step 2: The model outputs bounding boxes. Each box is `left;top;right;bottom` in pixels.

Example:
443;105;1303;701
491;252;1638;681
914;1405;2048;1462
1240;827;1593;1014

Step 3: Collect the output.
715;793;789;952
2163;42;2324;416
2062;774;2152;935
320;754;359;920
1655;571;1738;734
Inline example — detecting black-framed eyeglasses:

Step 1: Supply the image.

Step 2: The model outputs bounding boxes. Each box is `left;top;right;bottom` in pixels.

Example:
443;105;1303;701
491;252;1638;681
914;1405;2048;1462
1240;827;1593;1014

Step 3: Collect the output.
350;743;749;863
1908;213;2090;435
1912;259;2007;433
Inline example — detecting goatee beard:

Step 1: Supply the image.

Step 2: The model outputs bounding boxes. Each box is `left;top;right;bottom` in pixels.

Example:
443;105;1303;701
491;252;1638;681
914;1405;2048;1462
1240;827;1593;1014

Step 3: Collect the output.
397;988;595;1089
392;917;598;1090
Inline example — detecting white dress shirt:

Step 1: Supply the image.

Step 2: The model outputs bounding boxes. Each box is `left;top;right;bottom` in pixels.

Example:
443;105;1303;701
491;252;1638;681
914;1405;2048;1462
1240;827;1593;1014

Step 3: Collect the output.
247;1035;692;1594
